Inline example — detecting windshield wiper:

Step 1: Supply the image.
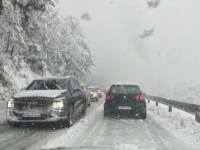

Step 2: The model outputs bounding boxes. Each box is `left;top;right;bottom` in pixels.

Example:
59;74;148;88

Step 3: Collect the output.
43;81;49;90
48;81;62;90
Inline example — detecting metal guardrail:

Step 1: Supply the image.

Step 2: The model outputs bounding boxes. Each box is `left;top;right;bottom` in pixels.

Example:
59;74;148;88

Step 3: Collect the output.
145;95;200;123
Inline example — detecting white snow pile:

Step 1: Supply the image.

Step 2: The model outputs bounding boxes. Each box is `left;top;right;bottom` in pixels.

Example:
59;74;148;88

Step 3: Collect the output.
147;101;200;145
43;118;91;149
113;143;155;150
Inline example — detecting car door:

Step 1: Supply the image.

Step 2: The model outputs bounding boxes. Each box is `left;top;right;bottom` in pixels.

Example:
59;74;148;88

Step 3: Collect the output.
85;86;90;105
69;78;80;116
74;79;85;114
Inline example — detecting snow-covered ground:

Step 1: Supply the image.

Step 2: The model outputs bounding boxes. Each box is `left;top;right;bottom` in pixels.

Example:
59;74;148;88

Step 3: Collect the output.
38;98;200;150
0;97;199;150
147;100;200;147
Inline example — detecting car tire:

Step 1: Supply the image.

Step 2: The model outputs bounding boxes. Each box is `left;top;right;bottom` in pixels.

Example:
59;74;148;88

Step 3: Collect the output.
104;104;108;116
104;108;108;115
104;111;106;116
96;98;98;102
141;111;146;120
82;101;87;115
88;101;91;107
66;104;74;127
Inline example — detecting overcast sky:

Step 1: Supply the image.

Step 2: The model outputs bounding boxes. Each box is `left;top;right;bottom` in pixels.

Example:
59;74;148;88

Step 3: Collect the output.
58;0;200;93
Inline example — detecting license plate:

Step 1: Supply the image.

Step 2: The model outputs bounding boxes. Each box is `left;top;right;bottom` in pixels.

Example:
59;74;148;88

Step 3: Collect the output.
22;112;41;118
118;106;132;110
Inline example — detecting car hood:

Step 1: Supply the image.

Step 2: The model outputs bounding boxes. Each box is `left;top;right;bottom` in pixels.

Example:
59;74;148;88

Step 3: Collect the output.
14;90;67;98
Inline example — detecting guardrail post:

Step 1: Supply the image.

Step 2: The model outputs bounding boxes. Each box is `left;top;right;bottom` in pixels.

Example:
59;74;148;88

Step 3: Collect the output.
195;114;200;123
169;106;172;112
156;101;158;106
148;99;150;103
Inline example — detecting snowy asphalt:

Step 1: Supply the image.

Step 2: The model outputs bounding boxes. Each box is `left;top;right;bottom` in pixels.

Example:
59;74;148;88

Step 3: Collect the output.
0;97;194;150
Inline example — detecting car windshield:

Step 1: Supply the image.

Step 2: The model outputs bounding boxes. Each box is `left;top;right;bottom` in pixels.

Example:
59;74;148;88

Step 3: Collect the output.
110;85;141;94
88;88;96;92
26;79;69;90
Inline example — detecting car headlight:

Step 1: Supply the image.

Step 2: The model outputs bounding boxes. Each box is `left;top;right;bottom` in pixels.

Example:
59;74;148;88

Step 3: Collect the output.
52;97;65;110
52;101;64;109
8;98;14;108
93;94;96;97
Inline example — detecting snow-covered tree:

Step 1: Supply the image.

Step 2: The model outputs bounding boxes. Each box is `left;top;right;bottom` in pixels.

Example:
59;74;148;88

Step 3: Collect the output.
0;0;94;101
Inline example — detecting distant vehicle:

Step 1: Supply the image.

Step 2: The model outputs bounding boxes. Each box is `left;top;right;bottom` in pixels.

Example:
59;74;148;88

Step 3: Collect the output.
95;87;102;98
7;76;87;127
81;83;91;107
104;87;110;95
97;90;102;98
104;83;146;119
88;87;99;102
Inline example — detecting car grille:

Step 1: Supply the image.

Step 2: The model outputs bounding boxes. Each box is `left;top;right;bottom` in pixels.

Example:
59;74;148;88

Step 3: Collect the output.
14;97;52;110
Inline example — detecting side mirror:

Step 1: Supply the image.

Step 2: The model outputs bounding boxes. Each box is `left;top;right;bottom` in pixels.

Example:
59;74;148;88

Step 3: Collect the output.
142;92;147;96
20;87;26;91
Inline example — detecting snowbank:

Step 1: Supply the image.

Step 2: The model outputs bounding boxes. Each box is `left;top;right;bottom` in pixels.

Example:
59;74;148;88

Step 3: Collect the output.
43;118;92;149
147;100;200;147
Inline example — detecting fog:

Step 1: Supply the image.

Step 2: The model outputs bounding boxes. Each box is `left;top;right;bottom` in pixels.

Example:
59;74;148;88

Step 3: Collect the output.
58;0;200;94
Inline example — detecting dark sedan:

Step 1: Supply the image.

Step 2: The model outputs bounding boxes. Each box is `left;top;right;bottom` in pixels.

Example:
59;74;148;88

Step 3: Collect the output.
104;84;146;119
7;76;87;127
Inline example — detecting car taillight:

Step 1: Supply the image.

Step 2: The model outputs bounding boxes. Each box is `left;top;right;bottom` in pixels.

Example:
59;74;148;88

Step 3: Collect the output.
106;94;114;100
136;95;144;101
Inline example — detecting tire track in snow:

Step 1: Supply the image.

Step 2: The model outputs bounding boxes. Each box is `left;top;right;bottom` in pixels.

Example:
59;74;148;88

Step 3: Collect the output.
82;118;107;146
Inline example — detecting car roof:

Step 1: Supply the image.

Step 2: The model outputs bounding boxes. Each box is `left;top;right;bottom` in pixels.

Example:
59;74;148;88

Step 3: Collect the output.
111;83;139;86
35;76;73;80
80;83;86;87
88;86;95;88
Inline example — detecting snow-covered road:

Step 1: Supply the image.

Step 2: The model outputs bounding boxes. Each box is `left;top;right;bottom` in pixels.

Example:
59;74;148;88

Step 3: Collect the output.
0;97;199;150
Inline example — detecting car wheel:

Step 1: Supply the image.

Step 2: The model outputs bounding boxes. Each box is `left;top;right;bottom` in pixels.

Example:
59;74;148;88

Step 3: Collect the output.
141;111;146;119
82;101;87;115
96;98;98;102
104;104;108;116
66;104;74;127
88;101;91;107
104;109;108;116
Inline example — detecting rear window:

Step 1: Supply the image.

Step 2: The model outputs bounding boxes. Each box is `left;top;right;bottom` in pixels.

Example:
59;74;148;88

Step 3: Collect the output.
88;87;96;92
110;85;141;94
